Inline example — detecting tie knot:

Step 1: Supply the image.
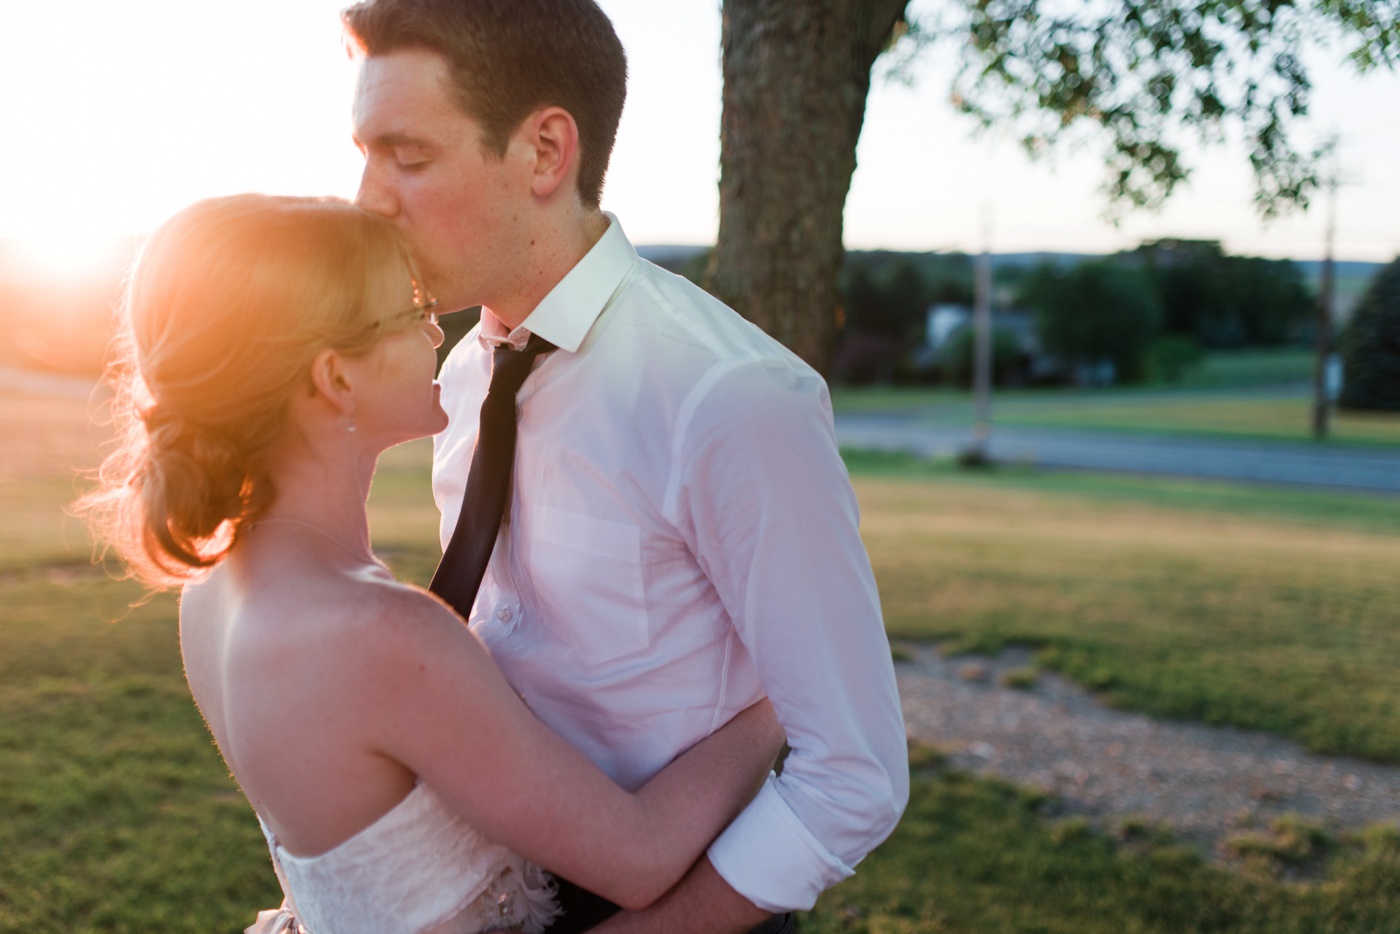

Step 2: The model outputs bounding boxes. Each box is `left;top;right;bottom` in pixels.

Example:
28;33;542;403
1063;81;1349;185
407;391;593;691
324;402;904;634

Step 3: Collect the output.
489;334;556;396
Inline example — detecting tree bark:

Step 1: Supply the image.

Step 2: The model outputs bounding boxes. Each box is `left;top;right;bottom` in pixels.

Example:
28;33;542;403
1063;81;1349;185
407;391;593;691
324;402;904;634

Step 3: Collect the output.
707;0;910;375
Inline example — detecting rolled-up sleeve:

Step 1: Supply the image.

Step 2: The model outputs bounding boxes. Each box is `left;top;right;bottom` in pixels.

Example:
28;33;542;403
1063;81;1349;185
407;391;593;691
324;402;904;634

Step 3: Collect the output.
674;358;910;913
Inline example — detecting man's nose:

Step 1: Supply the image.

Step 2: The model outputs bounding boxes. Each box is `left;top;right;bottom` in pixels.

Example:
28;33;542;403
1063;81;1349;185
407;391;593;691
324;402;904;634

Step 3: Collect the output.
355;166;398;217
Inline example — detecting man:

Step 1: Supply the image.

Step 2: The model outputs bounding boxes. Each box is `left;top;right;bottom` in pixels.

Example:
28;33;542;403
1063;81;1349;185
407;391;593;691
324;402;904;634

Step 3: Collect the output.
343;1;908;930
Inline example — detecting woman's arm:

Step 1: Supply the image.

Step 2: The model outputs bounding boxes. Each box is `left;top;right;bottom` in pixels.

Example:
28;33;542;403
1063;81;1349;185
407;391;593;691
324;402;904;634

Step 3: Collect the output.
352;589;784;910
589;857;776;934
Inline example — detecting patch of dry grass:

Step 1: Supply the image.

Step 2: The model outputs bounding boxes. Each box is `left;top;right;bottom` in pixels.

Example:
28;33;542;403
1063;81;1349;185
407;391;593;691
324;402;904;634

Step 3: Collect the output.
855;472;1400;760
997;395;1400;446
0;390;108;568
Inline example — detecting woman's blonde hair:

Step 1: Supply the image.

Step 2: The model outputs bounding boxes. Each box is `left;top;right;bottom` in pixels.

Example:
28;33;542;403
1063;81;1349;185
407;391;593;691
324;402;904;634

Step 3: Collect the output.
78;194;423;589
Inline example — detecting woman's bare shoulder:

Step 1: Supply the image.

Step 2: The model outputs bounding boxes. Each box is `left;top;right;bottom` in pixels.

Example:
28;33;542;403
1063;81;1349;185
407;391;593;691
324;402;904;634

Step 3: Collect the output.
343;572;468;634
183;554;480;675
319;572;489;669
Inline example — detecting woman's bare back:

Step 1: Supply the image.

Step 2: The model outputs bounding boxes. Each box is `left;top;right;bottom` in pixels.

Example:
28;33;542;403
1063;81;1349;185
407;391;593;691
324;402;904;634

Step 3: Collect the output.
180;530;427;856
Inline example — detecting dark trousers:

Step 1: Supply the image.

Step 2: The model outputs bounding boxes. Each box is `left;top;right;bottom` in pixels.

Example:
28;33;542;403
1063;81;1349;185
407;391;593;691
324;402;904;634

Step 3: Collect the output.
550;877;795;933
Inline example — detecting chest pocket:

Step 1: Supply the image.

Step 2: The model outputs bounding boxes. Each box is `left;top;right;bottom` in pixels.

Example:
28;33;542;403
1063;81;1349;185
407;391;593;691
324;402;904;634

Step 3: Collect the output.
527;505;650;666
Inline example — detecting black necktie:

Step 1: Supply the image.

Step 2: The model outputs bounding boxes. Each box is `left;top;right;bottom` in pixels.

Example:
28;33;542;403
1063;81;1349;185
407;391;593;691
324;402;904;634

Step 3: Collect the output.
430;334;555;616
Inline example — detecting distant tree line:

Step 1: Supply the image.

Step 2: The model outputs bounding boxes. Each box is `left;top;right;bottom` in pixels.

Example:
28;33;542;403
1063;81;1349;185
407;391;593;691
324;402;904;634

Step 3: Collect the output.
1013;258;1164;385
824;240;1316;387
833;251;973;384
1340;257;1400;412
1131;240;1316;348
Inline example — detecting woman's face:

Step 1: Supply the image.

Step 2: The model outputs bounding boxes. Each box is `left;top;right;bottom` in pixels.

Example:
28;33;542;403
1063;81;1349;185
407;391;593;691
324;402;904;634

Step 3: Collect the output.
348;270;450;447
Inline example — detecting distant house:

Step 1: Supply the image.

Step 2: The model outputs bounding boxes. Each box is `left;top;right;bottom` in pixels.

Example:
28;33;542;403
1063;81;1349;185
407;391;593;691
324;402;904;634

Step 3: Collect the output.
926;304;970;350
915;303;1070;385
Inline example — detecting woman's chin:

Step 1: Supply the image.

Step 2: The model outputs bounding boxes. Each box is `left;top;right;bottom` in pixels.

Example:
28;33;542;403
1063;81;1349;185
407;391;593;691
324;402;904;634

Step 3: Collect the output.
379;407;450;448
429;387;449;433
430;408;450;434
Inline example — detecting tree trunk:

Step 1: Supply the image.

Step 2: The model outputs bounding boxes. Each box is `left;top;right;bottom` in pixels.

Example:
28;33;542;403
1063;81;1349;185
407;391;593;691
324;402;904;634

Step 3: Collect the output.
707;0;910;376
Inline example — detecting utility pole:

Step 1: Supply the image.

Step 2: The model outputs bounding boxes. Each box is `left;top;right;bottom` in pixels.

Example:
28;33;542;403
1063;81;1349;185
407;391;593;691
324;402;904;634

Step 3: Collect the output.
968;205;994;464
1312;175;1338;440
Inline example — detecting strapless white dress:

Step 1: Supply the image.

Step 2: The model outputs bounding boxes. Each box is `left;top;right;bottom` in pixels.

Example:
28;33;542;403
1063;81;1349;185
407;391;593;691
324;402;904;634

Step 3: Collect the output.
245;782;562;934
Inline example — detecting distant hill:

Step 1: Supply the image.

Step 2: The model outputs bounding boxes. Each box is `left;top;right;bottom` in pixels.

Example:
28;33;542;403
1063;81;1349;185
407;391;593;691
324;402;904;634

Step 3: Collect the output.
1292;259;1389;280
635;244;709;265
637;243;1385;277
1294;260;1387;323
981;251;1100;269
637;244;1387;318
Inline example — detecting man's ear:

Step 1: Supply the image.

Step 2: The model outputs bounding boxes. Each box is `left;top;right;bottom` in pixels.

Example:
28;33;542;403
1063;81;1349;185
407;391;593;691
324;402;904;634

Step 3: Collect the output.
521;106;581;200
307;348;357;419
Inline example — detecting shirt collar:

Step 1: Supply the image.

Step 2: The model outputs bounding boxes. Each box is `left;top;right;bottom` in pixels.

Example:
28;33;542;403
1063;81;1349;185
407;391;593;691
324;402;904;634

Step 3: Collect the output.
478;213;637;354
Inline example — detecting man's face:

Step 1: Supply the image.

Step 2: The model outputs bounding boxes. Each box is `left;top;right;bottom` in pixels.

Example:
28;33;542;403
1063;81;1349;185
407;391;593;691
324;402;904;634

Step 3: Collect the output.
352;49;528;314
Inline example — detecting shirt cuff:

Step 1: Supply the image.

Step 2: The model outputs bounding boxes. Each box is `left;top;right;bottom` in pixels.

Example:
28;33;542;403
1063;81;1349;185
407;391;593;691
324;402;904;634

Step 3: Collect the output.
705;776;855;913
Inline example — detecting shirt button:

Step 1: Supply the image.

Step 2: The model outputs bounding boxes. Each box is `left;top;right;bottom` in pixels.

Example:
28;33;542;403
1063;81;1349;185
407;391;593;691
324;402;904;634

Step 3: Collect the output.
496;607;513;623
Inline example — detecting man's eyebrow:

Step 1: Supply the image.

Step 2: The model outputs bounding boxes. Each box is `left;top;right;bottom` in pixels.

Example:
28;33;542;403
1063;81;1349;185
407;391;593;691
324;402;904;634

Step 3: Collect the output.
355;131;436;150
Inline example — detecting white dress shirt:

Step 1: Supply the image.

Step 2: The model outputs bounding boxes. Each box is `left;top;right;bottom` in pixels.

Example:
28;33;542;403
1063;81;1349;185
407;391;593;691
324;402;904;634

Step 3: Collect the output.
432;215;909;912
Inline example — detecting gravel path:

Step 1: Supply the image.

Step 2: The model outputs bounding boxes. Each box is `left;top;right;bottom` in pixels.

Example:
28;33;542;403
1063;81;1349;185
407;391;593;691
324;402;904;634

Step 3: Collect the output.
896;643;1400;856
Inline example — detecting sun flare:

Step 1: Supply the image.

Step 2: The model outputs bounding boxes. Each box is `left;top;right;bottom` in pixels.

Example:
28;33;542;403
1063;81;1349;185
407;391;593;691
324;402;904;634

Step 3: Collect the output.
5;229;135;282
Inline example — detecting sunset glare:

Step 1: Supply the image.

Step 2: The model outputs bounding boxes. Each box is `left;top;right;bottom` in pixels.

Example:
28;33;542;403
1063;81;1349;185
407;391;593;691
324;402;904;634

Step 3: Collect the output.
0;0;1396;282
6;229;134;281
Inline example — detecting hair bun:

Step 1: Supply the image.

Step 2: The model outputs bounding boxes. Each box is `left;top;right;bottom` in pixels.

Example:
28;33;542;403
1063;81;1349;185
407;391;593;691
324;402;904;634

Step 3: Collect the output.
140;404;250;544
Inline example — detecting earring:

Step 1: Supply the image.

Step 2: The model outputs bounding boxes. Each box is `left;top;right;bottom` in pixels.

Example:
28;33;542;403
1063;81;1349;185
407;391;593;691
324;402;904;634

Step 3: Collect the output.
346;416;357;434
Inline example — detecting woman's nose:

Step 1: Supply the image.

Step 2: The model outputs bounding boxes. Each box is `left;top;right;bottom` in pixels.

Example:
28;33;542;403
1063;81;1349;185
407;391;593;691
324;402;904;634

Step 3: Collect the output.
423;317;445;349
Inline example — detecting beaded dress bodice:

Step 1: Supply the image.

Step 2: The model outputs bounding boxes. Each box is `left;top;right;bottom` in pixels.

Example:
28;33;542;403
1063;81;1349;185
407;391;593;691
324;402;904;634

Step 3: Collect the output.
246;782;561;934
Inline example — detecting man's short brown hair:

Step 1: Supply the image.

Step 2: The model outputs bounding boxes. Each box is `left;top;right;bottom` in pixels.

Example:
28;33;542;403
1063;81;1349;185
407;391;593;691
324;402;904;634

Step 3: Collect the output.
343;0;627;208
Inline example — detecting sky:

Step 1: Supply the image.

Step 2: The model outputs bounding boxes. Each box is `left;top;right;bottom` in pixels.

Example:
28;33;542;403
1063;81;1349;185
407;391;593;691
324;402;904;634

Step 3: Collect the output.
1;0;1397;279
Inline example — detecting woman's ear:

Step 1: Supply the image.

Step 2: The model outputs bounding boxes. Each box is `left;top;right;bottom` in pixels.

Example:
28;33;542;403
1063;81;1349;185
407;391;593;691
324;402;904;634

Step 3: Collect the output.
307;348;357;419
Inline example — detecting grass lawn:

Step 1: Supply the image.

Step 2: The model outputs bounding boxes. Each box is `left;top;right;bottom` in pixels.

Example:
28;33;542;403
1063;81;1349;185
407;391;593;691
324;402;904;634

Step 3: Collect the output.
800;756;1400;933
0;390;280;931
0;575;280;931
4;390;1400;931
849;450;1400;763
991;395;1400;446
1173;347;1315;390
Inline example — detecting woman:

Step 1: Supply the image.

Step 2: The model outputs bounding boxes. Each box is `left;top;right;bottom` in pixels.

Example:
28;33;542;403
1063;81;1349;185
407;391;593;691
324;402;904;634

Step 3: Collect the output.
79;194;783;934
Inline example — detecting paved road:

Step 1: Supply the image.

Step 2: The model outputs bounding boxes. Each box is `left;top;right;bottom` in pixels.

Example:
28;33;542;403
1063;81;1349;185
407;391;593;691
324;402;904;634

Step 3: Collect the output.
835;412;1400;494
